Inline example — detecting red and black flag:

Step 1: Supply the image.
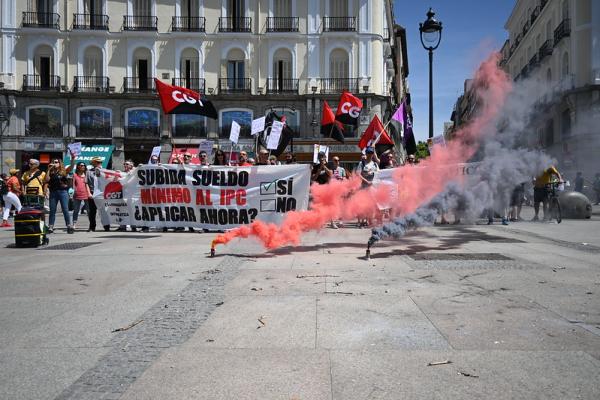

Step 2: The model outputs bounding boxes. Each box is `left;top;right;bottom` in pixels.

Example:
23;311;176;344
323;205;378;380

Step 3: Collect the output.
320;101;345;143
335;91;363;127
258;111;295;157
358;115;395;155
155;79;218;119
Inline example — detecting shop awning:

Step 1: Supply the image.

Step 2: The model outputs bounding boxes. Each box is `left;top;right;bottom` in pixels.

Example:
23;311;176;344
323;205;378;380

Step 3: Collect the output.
64;145;114;168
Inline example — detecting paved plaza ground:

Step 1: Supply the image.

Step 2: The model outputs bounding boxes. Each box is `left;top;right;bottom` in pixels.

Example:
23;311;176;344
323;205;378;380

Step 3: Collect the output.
1;206;599;399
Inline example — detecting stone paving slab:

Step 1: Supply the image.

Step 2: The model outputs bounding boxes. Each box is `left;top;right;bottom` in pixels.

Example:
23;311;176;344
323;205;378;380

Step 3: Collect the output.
316;295;451;350
120;349;331;400
329;350;600;400
225;268;327;296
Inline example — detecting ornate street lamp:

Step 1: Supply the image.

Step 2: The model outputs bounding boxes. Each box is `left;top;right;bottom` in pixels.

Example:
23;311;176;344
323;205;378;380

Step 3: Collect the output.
419;8;442;139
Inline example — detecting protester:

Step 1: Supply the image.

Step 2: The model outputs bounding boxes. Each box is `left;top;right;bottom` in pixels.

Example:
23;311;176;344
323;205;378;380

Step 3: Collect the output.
44;154;76;234
533;165;563;221
88;157;111;232
149;155;160;165
257;149;269;165
284;151;297;164
406;154;417;165
357;147;379;227
213;149;228;166
509;182;525;221
237;151;253;167
116;160;140;232
593;173;600;205
71;162;93;231
268;155;279;165
183;152;194;165
198;151;210;166
311;152;332;185
1;169;22;228
21;158;46;207
329;156;347;229
574;172;584;193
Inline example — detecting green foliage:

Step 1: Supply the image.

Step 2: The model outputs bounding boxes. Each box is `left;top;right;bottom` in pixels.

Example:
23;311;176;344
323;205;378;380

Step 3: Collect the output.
415;141;430;160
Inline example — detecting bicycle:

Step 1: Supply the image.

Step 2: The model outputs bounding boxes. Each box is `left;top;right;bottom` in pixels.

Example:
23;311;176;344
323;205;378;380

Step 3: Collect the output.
545;182;563;224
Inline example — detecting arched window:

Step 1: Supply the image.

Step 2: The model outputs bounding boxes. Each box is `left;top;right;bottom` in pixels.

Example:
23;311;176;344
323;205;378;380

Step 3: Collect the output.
26;106;62;137
84;46;103;77
33;44;55;90
224;48;247;91
330;0;346;17
132;47;152;91
271;48;294;92
562;52;569;77
330;48;349;79
178;48;201;90
220;108;253;139
77;107;111;137
181;0;200;18
125;108;160;137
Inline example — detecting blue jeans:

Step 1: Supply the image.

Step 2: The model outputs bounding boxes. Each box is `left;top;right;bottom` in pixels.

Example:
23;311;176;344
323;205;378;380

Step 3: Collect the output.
49;189;71;227
72;199;89;224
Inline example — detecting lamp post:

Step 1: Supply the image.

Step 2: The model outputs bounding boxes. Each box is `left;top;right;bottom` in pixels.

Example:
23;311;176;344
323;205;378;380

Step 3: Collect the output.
419;8;442;139
310;85;318;137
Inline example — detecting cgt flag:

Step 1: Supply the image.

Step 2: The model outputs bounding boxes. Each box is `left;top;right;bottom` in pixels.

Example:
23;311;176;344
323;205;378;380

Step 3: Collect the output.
335;91;363;126
155;79;218;119
358;115;394;155
320;101;345;143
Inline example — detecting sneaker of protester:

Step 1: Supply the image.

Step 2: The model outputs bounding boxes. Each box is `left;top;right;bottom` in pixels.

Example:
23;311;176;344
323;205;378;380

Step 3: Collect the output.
116;226;127;232
532;216;539;222
501;218;509;225
141;227;149;232
487;218;493;225
0;221;12;228
103;225;110;232
67;226;75;234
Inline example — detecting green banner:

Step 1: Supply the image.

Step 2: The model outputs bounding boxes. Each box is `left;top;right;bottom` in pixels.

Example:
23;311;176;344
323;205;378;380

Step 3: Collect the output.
64;145;114;168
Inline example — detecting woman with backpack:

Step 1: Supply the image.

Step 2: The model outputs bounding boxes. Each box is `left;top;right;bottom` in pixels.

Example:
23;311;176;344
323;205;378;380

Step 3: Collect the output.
44;153;76;234
1;169;22;227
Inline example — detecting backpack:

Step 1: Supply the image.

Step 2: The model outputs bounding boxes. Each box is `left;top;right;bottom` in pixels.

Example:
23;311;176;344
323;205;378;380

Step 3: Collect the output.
0;179;8;196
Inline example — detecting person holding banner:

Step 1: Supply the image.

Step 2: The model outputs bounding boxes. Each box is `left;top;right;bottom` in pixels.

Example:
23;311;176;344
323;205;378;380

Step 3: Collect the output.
44;152;76;234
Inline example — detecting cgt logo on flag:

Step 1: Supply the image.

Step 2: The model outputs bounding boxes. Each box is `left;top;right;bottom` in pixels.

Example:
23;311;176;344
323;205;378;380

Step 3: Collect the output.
155;79;218;119
335;91;363;126
171;90;203;107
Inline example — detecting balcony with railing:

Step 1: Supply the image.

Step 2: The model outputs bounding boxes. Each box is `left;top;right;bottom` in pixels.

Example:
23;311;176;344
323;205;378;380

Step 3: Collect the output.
218;17;251;32
22;75;61;91
26;124;63;137
266;78;298;94
541;0;548;9
538;39;553;61
74;76;110;93
319;78;359;94
22;12;60;29
323;17;356;32
172;77;205;93
266;17;299;32
219;78;252;94
123;77;156;93
554;19;570;46
173;125;207;138
528;54;539;70
73;13;109;30
124;126;160;138
76;125;112;138
123;15;158;31
172;16;205;32
531;6;541;25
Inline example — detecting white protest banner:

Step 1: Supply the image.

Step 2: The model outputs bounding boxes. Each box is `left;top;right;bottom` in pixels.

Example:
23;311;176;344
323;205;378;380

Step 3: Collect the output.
267;120;284;150
199;140;214;156
251;116;266;136
312;144;329;163
149;146;162;163
67;142;82;156
230;121;241;144
94;165;311;230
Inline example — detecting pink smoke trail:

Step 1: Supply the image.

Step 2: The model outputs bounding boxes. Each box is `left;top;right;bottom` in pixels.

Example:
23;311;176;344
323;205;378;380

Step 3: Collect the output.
212;53;511;251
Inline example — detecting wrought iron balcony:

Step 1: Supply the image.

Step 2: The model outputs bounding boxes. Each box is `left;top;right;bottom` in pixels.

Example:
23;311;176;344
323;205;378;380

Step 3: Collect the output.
73;13;109;30
266;78;298;94
74;76;110;93
76;125;112;138
266;17;299;32
528;54;539;69
22;75;61;91
541;0;548;9
124;126;160;138
554;19;570;46
123;77;156;93
22;12;60;29
531;6;540;25
218;17;251;32
123;15;158;31
538;39;553;61
219;78;252;94
172;16;205;32
318;78;359;94
323;17;356;32
173;125;207;138
26;124;63;137
172;77;205;93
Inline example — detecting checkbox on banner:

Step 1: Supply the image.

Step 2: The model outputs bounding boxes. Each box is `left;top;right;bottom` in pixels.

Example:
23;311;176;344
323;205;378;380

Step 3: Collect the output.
260;199;276;212
260;181;277;195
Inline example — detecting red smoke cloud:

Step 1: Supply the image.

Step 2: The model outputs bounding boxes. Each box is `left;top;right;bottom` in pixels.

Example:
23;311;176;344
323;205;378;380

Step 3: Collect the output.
212;53;512;251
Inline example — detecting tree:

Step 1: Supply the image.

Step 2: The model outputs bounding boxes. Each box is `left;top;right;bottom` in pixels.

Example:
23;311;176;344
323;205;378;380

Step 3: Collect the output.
415;141;430;161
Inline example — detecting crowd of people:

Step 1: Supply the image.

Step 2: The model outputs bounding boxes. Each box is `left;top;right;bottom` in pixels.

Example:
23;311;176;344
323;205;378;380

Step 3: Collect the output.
2;147;598;233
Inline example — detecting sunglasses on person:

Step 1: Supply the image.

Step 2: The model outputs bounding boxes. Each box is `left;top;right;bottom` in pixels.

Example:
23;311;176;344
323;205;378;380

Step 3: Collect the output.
184;155;192;159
